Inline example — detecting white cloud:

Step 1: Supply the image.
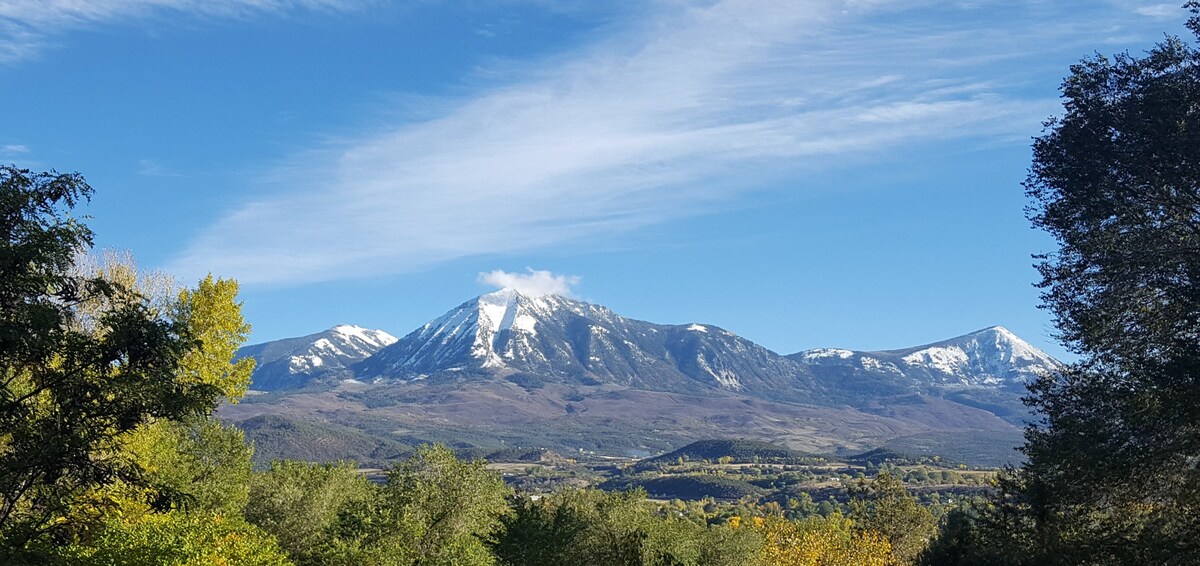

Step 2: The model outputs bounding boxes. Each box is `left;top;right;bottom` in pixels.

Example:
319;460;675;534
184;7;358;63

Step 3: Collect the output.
1;144;29;153
166;0;1168;285
0;0;363;63
479;269;580;297
1134;4;1178;18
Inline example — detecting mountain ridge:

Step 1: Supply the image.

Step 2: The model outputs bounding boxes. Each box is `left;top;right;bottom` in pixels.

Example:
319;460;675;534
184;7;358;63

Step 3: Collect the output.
351;288;823;402
789;325;1061;399
226;289;1058;463
238;289;1059;407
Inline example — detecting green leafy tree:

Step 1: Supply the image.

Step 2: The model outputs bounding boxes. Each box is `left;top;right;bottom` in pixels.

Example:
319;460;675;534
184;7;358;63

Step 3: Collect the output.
382;444;512;566
926;5;1200;564
847;472;935;565
784;492;818;519
249;446;512;566
494;488;760;566
0;166;223;555
125;417;255;517
246;459;377;565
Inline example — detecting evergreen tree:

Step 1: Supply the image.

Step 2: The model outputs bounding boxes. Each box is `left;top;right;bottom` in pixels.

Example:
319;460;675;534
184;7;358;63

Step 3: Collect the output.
925;5;1200;564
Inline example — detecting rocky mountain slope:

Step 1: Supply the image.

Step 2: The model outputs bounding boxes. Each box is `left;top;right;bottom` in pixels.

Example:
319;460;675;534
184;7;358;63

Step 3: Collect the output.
354;288;819;401
235;324;397;390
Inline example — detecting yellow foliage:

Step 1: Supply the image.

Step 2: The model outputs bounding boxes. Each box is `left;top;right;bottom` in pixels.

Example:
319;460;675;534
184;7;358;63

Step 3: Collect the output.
69;254;255;403
60;511;290;565
52;271;257;534
174;275;255;402
750;514;892;566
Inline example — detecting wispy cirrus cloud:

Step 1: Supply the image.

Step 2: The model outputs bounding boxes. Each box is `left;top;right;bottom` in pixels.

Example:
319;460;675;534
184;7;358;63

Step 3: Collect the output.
167;0;1179;285
0;0;364;63
1134;3;1180;18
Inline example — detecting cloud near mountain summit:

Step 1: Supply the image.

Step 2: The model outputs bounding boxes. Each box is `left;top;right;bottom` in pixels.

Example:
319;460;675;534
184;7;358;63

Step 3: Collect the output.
478;269;580;298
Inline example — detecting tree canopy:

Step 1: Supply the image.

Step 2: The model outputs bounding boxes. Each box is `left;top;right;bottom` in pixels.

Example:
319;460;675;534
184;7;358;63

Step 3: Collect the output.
923;5;1200;563
0;165;282;563
0;166;225;553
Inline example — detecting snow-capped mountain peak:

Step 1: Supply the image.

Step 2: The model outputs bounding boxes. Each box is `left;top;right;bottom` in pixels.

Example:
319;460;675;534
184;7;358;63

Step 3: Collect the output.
365;289;618;374
242;290;1062;438
236;324;398;390
894;325;1059;385
477;288;543;335
791;325;1061;390
353;290;808;397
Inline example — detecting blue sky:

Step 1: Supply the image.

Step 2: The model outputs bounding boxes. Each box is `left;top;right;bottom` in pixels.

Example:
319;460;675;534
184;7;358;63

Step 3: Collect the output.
1;1;1191;359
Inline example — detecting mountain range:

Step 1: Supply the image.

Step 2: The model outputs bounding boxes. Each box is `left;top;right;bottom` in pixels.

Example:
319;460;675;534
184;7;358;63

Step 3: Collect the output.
223;289;1060;466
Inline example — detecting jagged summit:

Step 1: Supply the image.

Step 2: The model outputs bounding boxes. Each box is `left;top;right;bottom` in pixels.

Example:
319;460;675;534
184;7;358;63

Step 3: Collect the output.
356;288;613;374
886;325;1059;381
237;324;397;390
353;289;812;398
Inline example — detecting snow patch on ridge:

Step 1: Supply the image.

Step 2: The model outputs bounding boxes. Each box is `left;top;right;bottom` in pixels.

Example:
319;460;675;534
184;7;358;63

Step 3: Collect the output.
288;354;325;372
901;346;970;374
696;353;741;389
478;288;518;334
860;356;902;374
514;314;538;335
468;288;549;368
802;348;854;361
331;324;398;348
